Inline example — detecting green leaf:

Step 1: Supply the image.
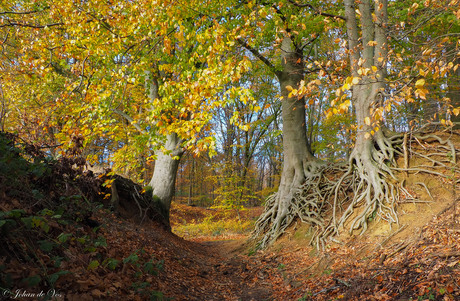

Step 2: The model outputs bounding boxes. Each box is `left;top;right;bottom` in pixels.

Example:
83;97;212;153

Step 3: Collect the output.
22;275;41;287
143;261;158;275
8;209;26;218
87;260;100;270
39;208;54;216
123;252;139;264
102;258;120;270
20;216;33;228
0;219;17;230
52;256;64;268
38;240;55;252
93;236;107;247
57;233;72;244
48;270;70;286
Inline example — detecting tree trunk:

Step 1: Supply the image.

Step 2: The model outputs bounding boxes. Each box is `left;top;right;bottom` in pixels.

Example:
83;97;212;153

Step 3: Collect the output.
145;70;184;226
148;132;184;224
254;36;318;246
187;158;194;206
448;56;460;129
335;0;399;235
275;37;312;208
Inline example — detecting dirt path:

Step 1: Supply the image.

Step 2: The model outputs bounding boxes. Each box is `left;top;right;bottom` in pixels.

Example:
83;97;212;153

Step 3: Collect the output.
199;239;273;301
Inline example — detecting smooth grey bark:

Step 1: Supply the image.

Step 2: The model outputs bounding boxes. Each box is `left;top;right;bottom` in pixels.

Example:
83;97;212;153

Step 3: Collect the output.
275;36;315;205
145;70;185;225
338;0;399;234
148;132;185;222
448;56;460;129
252;35;321;246
345;0;391;160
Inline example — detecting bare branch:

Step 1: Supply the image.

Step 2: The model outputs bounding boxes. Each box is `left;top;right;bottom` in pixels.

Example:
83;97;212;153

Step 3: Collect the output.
236;38;281;78
111;108;146;134
287;0;346;21
0;11;38;15
0;20;63;29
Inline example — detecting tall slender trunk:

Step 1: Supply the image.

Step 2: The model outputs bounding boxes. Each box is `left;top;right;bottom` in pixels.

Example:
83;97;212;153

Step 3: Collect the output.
254;36;319;246
145;70;184;226
335;0;399;235
277;37;314;189
148;132;184;223
187;158;194;206
448;56;460;129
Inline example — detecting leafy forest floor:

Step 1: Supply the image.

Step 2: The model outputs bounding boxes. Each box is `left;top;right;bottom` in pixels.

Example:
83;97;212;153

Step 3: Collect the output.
1;131;460;301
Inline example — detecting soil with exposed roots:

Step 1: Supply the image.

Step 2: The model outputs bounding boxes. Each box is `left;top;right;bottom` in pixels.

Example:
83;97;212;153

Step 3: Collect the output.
254;129;460;250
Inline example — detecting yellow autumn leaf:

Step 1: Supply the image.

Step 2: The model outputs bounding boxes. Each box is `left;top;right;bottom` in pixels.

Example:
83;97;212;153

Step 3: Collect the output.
371;66;378;73
364;117;371;126
415;78;425;88
416;89;427;100
288;90;296;98
422;48;432;56
365;132;371;139
352;77;360;85
367;40;377;46
453;108;460;116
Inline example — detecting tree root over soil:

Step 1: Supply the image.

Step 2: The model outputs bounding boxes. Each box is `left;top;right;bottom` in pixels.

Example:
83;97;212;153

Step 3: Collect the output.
253;161;346;248
254;129;460;249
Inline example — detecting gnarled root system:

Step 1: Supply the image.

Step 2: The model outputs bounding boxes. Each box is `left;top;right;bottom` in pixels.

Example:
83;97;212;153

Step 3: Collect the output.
254;129;459;249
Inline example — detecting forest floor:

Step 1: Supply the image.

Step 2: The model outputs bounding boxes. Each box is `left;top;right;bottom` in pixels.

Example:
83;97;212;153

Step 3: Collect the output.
1;131;460;300
166;199;460;301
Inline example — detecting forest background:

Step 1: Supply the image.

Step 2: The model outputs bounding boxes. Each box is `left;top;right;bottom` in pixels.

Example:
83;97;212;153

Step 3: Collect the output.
0;0;459;243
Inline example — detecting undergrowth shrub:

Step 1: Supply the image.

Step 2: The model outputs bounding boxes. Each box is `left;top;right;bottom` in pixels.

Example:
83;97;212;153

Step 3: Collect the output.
173;214;254;238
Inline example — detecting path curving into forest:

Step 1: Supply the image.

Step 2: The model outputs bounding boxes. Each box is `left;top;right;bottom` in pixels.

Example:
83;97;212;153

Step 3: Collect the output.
197;239;273;301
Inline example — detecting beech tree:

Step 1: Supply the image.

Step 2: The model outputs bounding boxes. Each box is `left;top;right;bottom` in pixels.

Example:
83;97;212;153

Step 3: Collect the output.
324;0;460;240
0;0;253;225
227;0;344;246
254;0;460;248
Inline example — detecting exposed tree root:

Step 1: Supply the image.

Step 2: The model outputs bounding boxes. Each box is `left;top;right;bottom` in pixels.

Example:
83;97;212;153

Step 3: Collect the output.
254;130;459;250
315;132;403;249
253;161;344;248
